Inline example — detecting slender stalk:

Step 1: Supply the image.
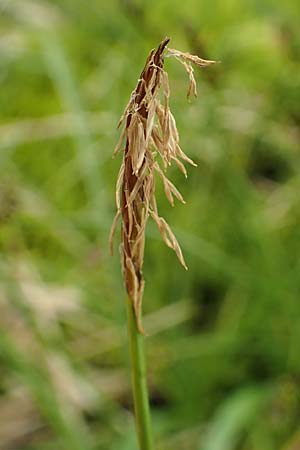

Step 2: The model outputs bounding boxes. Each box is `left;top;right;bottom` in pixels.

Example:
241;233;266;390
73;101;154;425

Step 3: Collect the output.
127;297;154;450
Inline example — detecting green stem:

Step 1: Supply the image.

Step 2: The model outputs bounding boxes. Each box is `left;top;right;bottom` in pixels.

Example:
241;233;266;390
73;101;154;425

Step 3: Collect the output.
127;298;154;450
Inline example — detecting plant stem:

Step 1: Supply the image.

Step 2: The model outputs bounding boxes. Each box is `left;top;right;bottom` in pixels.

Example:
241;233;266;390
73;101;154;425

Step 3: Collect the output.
127;297;154;450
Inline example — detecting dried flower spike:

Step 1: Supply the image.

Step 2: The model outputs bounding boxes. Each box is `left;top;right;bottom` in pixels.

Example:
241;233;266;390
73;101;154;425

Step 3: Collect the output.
110;37;216;332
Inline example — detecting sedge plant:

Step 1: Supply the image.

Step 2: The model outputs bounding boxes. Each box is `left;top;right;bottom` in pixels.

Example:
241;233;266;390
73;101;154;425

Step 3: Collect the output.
110;37;216;450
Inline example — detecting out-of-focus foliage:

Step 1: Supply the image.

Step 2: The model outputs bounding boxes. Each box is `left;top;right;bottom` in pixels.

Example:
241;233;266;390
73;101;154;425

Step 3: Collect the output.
0;0;300;449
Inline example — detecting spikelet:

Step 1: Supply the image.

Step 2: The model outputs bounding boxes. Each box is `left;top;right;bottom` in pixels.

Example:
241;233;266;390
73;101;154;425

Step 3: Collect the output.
166;47;217;99
110;37;216;332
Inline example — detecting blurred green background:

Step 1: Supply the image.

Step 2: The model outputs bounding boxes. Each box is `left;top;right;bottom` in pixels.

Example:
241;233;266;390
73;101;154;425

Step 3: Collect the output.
1;0;300;449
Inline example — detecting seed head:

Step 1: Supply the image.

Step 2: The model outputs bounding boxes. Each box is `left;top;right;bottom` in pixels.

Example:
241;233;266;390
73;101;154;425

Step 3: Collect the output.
110;38;216;332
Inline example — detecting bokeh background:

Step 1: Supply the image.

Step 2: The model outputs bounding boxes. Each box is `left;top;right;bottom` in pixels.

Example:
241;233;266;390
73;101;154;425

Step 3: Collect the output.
1;0;300;449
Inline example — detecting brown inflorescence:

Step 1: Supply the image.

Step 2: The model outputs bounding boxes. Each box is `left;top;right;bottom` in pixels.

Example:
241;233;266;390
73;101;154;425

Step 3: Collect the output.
110;38;216;332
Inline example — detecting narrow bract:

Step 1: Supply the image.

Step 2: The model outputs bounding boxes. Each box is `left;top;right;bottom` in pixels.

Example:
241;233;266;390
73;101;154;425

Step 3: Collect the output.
110;37;216;332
